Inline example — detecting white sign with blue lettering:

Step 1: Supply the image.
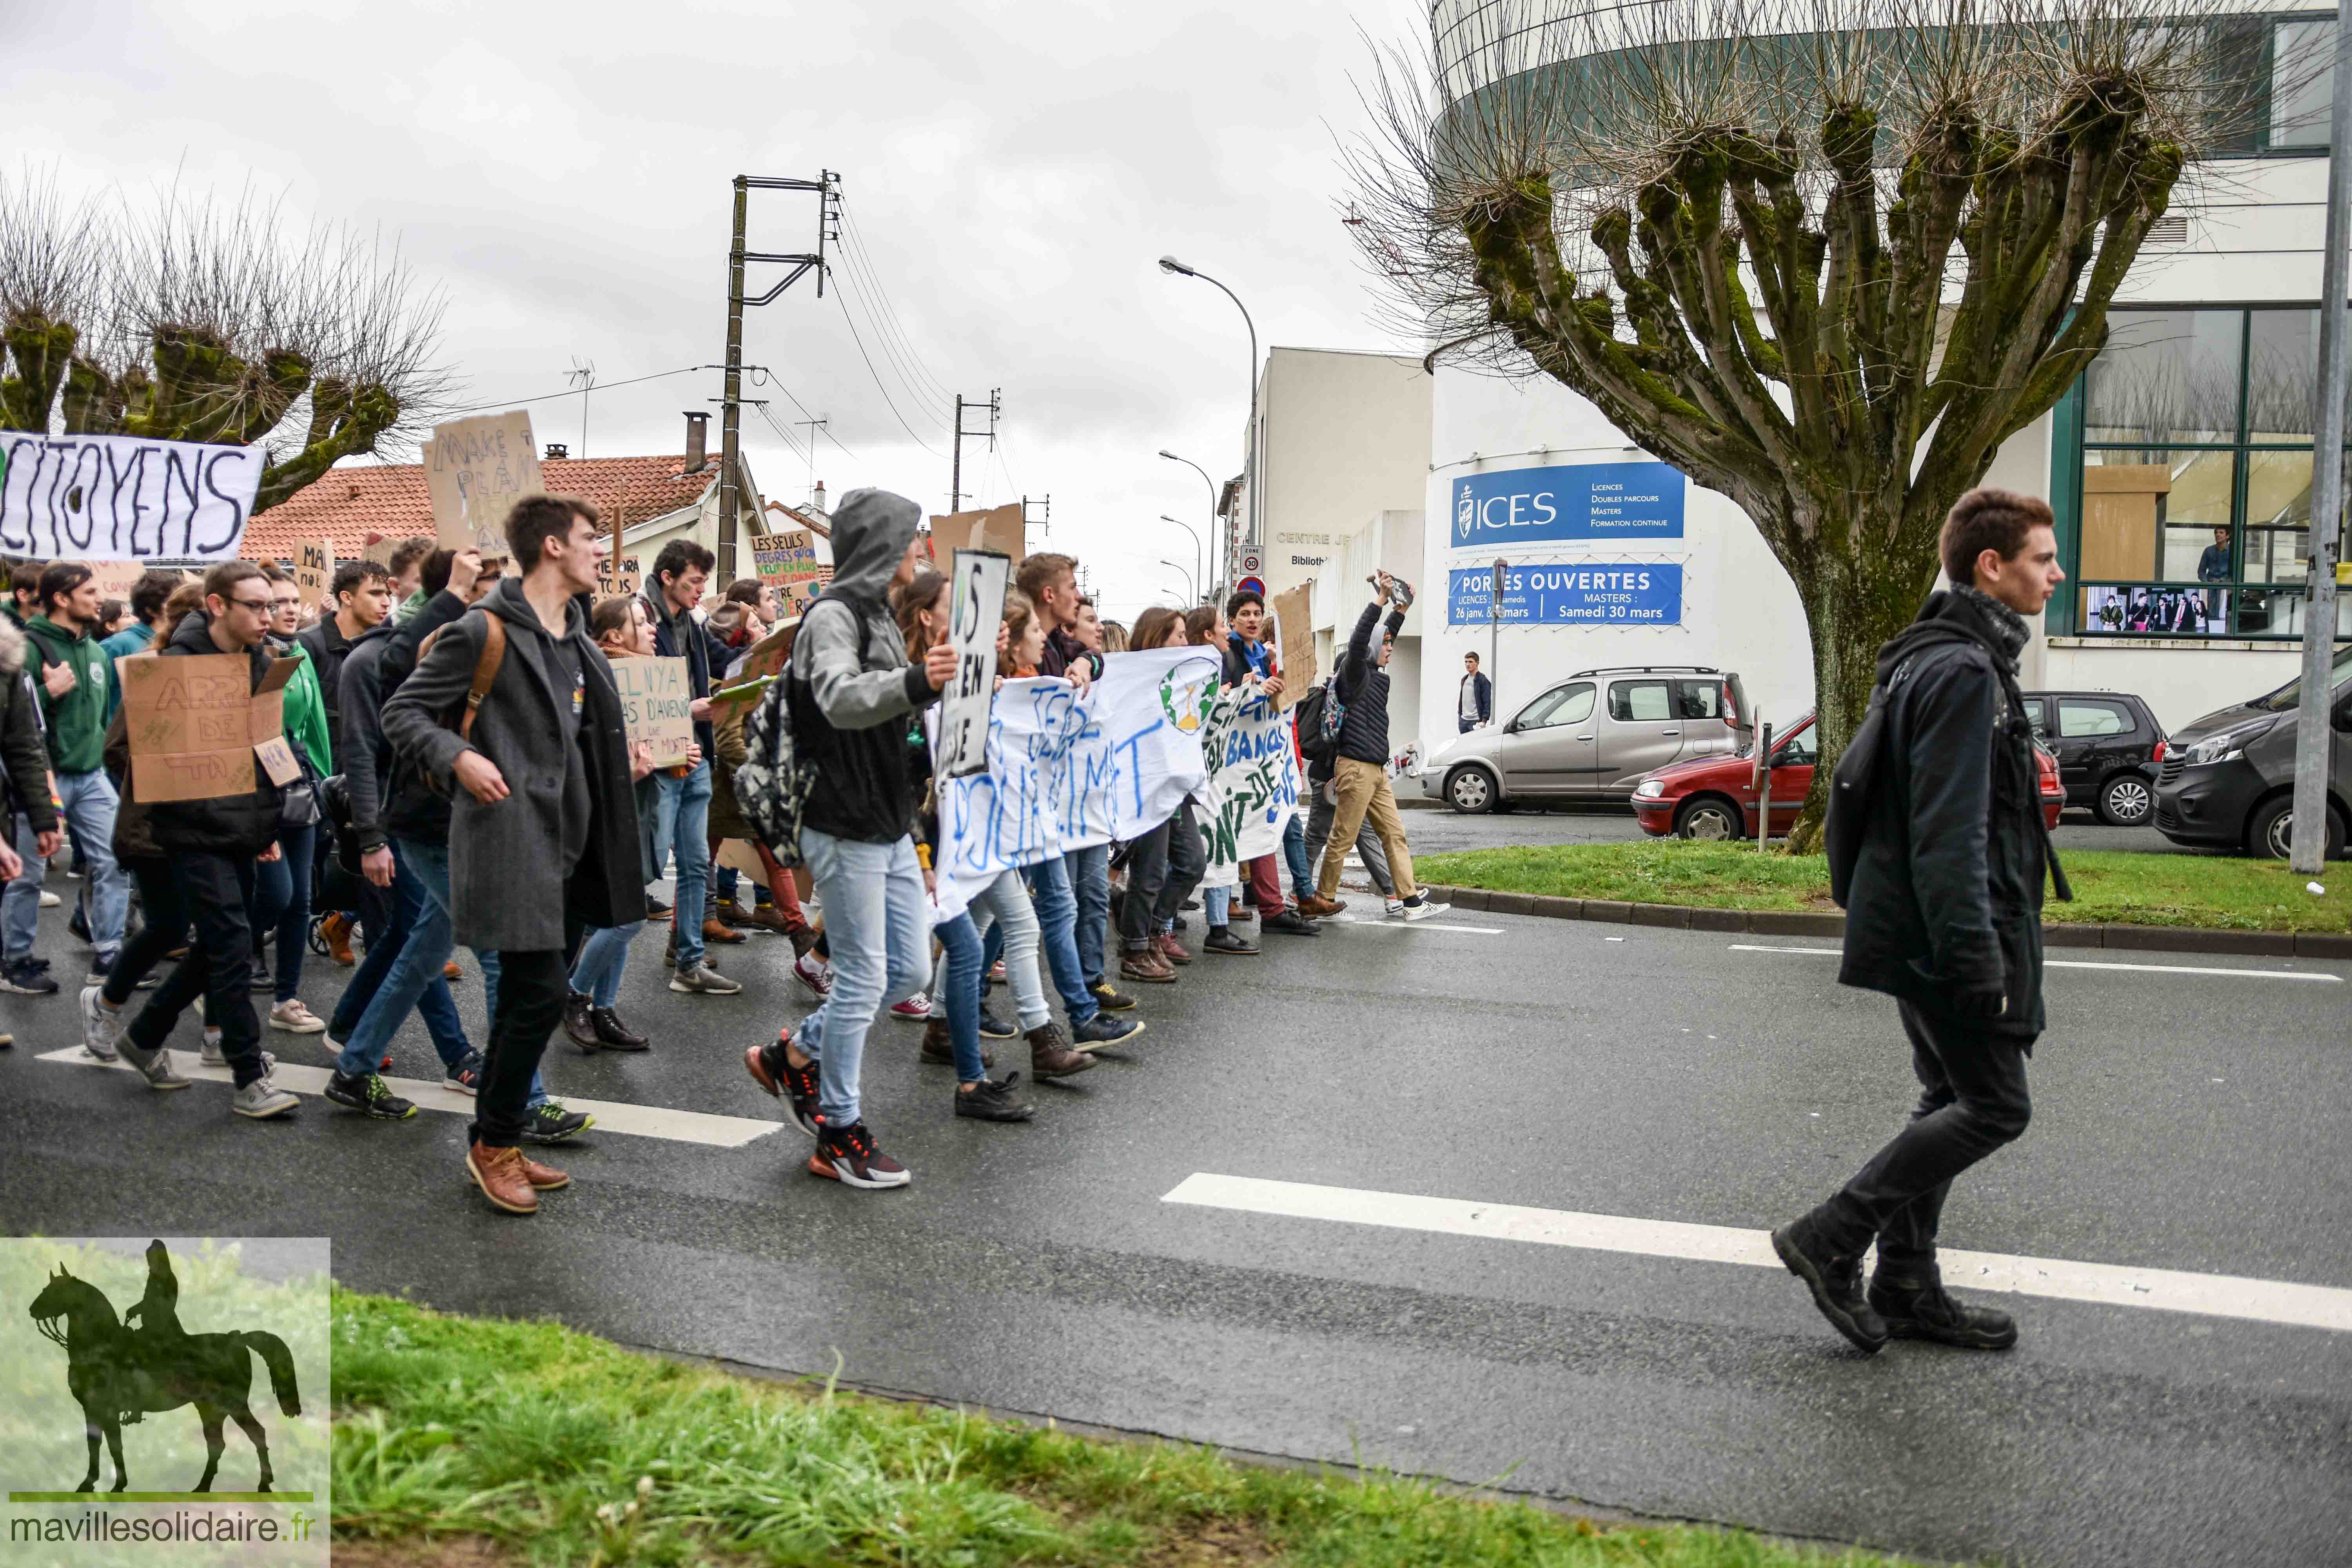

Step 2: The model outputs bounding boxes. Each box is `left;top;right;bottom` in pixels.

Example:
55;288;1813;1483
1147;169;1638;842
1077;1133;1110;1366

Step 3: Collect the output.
1450;461;1684;548
1447;563;1683;626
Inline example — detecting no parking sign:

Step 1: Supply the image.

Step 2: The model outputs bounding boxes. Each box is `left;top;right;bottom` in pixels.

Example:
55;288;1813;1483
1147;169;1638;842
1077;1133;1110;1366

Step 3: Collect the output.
1238;575;1265;597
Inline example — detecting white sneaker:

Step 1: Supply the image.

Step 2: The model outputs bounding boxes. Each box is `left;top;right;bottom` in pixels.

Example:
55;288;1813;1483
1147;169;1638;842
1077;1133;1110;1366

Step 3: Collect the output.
76;985;120;1062
670;961;742;996
231;1076;299;1118
201;1033;275;1073
269;999;327;1034
1400;896;1449;922
1384;898;1406;918
791;950;831;1001
38;889;59;908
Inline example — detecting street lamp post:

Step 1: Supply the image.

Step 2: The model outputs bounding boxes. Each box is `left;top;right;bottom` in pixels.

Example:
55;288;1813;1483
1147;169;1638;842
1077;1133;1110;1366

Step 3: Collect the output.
1158;557;1196;606
1159;514;1206;605
1160;449;1219;601
1158;257;1257;603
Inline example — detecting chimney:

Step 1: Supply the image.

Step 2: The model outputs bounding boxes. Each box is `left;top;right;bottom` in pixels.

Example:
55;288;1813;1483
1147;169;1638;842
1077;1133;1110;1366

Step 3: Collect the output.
683;411;710;473
544;443;568;460
812;480;826;514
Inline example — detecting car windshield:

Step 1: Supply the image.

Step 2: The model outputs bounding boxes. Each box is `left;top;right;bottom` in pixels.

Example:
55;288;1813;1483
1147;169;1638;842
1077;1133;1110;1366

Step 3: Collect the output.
1741;711;1817;757
2248;644;2352;712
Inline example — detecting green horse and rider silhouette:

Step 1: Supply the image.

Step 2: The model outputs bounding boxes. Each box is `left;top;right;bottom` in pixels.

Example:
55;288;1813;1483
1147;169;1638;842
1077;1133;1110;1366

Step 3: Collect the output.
26;1240;301;1494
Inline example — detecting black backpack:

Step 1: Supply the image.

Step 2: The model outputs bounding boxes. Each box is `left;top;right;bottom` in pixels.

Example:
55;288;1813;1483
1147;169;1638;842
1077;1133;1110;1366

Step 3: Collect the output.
1296;681;1341;766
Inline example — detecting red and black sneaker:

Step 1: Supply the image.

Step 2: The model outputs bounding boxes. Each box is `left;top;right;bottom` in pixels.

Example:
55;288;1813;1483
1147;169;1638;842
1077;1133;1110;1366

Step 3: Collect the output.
808;1119;911;1189
745;1031;822;1136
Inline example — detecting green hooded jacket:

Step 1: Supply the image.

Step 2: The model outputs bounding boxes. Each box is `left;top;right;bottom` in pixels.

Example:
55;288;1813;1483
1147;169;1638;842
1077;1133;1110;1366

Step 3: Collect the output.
272;637;333;775
25;614;114;775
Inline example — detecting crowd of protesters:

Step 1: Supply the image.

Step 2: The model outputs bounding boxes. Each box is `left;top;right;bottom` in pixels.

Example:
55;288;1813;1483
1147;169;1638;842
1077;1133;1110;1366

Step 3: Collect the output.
0;486;1441;1214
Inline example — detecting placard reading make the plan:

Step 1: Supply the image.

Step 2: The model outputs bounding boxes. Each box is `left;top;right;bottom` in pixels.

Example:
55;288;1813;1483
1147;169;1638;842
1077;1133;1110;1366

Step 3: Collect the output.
1449;461;1684;548
1447;564;1683;626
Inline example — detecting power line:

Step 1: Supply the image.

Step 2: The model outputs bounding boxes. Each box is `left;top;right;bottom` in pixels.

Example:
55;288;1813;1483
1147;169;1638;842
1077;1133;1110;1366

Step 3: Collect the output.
749;368;860;461
446;364;702;415
834;292;946;457
832;250;945;419
836;200;958;408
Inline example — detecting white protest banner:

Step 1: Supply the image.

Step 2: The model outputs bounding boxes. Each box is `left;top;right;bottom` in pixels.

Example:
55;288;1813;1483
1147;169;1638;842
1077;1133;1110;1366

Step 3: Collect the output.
0;433;263;561
1196;686;1303;887
931;646;1221;921
424;410;542;552
936;548;1010;779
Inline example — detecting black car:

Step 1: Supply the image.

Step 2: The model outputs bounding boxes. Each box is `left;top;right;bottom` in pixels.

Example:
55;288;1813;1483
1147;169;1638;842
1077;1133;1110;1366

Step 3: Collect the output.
2023;690;2167;826
2153;644;2352;859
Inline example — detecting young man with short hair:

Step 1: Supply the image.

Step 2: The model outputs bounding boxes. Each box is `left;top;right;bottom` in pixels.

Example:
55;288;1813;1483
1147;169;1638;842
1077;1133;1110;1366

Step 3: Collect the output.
1221;588;1322;933
1773;489;2067;1355
1314;572;1443;921
99;571;180;724
386;535;434;621
1458;651;1492;733
723;576;778;628
639;538;739;991
2;563;130;993
383;496;643;1214
297;559;392;757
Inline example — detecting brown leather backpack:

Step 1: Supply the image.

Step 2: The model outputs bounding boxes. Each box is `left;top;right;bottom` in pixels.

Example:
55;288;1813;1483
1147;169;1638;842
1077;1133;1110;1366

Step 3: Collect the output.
414;614;508;789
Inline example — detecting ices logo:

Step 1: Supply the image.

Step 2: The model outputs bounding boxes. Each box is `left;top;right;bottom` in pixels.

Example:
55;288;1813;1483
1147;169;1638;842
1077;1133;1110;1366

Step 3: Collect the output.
1455;481;1475;543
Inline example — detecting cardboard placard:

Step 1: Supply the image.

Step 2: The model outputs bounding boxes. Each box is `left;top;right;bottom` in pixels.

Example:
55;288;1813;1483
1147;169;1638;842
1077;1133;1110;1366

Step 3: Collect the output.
927;503;1023;569
610;654;695;768
714;838;768;879
936;549;1011;779
1269;583;1314;712
255;735;301;787
748;529;822;615
248;655;301;748
294;538;332;609
121;653;257;803
593;554;642;599
423;410;543;552
722;617;798;689
89;561;147;605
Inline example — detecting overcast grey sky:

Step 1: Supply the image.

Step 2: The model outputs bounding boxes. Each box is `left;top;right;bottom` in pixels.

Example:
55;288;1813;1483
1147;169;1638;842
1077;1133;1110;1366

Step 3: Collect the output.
9;0;1425;619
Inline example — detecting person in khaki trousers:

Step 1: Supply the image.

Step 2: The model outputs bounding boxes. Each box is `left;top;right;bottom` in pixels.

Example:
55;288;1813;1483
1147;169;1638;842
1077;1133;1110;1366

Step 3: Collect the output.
1310;572;1448;922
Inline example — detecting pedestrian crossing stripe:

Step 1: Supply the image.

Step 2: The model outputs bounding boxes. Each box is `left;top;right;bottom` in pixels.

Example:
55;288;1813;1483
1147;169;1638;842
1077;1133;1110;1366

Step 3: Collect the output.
1162;1173;2352;1335
35;1049;780;1147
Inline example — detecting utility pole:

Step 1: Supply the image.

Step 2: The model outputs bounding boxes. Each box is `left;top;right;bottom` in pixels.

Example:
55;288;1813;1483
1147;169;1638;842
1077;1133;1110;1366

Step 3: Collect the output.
2289;13;2352;874
949;388;1001;513
1022;493;1050;551
793;415;827;508
720;170;838;579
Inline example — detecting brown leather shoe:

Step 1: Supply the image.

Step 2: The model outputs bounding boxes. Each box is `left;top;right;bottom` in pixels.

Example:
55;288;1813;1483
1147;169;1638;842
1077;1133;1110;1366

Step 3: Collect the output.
562;990;600;1051
920;1015;990;1067
319;912;355;967
466;1143;539;1215
443;959;464;981
1154;933;1193;965
517;1152;570;1191
1119;949;1176;983
739;905;792;934
702;917;747;944
1027;1024;1096;1079
1296;893;1347;918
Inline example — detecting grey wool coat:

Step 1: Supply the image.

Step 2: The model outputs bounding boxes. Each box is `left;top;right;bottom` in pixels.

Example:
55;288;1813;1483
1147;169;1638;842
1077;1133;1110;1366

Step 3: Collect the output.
380;577;641;952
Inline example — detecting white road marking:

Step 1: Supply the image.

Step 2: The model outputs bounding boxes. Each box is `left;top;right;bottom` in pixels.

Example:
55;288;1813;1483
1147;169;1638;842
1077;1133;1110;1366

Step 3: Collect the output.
1331;917;1504;935
1726;944;2341;982
36;1048;780;1147
1163;1173;2352;1334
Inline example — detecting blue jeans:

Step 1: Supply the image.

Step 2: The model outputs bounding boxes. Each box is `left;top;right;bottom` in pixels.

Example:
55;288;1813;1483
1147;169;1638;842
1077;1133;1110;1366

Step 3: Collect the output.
570;921;643;1007
1281;814;1313;905
1062;842;1110;988
650;762;713;969
1024;854;1098;1025
1204;884;1231;927
5;771;129;963
335;838;477;1078
247;822;315;1003
794;828;930;1129
935;911;987;1084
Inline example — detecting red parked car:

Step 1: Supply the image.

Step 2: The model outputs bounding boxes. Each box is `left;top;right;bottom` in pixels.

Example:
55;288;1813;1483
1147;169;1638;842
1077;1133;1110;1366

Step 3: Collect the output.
1630;712;2064;839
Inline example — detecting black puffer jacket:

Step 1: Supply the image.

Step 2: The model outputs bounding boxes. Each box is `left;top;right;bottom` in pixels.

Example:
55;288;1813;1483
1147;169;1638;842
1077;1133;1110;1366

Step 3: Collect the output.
1332;599;1407;766
1837;590;2052;1038
144;610;286;859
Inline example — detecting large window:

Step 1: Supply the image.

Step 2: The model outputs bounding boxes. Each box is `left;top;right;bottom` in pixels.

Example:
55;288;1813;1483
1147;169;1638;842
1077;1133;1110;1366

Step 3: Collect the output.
2061;304;2351;642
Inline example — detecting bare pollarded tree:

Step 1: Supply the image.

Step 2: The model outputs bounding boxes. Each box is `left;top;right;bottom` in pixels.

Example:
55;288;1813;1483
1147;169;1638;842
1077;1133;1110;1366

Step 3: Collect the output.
1347;0;2292;846
0;168;452;515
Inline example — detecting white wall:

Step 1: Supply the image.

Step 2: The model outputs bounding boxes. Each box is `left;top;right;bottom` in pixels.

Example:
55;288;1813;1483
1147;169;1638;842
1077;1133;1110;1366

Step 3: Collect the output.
1251;348;1432;604
2043;639;2302;732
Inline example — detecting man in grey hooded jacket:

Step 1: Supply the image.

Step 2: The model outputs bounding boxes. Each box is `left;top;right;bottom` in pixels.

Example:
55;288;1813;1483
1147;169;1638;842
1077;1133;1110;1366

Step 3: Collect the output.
744;488;955;1191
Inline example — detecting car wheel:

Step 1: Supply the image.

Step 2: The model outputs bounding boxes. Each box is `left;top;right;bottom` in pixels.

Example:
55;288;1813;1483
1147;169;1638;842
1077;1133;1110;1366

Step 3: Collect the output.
1446;765;1498;815
2247;795;2348;861
1675;797;1744;841
2096;771;2154;827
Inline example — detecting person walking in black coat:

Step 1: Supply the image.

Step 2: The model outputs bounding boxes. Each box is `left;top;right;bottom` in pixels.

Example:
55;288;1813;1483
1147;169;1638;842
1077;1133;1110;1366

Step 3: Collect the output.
382;495;642;1216
1773;488;2069;1355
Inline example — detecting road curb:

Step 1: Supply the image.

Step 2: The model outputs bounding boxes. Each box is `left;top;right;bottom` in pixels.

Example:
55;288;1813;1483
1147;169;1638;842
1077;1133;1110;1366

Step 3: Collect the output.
1418;885;2352;960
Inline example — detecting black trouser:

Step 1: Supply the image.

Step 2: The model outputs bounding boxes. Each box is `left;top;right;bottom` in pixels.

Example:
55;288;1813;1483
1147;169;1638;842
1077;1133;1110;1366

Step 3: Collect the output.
124;853;263;1088
105;859;188;1008
1813;1001;2034;1270
1119;805;1207;951
474;947;565;1146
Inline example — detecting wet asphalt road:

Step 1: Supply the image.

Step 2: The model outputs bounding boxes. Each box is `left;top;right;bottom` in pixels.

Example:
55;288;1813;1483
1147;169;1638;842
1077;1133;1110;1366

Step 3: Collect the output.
1;858;2345;1568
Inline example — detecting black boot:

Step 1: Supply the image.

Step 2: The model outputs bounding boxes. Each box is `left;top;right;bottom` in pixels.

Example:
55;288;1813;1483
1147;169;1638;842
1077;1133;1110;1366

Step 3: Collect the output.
1770;1216;1887;1353
562;989;599;1051
589;1007;649;1052
1868;1268;2018;1350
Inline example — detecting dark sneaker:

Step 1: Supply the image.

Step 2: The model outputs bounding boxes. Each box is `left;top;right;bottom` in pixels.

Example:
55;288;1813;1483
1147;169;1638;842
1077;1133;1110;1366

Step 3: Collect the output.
1202;926;1259;956
562;989;599;1050
2;957;58;995
114;1035;189;1091
747;1034;822;1136
1261;910;1321;936
978;1002;1018;1040
68;906;91;944
809;1119;911;1189
324;1071;418;1121
1071;1011;1145;1050
645;895;672;919
1025;1023;1096;1080
590;1007;649;1051
1770;1219;1886;1353
1088;980;1136;1012
443;1050;486;1096
519;1100;594;1144
791;950;832;1001
1868;1274;2019;1350
955;1071;1034;1122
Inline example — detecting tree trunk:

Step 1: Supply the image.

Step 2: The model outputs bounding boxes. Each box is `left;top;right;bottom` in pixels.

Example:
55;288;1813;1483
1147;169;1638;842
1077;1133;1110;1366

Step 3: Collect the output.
1784;519;1941;853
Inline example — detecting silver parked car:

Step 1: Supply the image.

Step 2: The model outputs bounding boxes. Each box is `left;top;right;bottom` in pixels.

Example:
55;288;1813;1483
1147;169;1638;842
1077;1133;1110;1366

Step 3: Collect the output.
1421;665;1751;813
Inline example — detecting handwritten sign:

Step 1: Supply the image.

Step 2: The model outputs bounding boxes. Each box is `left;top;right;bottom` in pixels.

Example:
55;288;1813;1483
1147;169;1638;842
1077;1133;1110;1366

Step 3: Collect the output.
423;410;542;552
1269;583;1314;712
122;654;257;803
295;538;332;609
927;503;1023;568
594;554;642;599
748;529;822;614
610;655;694;767
89;561;148;610
0;433;262;561
936;549;1010;779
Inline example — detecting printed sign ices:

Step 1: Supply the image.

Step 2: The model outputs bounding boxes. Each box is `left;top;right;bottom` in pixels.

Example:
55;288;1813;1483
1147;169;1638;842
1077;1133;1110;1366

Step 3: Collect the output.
1447;564;1683;626
1450;461;1684;548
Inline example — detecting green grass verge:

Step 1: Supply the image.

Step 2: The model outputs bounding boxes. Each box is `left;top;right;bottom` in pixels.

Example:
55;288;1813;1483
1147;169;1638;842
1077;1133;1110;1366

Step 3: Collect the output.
1414;842;2350;933
331;1290;1924;1566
